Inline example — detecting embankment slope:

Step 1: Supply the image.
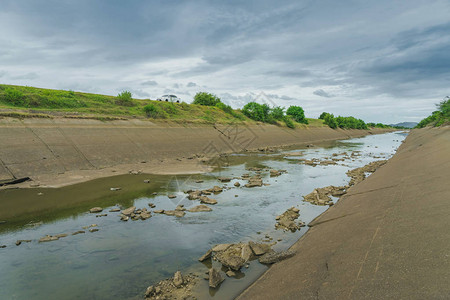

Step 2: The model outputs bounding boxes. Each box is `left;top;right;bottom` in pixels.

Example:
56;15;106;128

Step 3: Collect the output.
237;126;450;299
0;118;388;187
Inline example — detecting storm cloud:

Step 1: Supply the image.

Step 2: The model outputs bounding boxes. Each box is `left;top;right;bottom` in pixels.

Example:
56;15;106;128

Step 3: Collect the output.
0;0;449;122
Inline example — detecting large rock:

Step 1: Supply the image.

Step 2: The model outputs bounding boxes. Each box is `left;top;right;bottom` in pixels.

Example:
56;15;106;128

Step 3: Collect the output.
217;255;245;271
275;207;305;232
212;244;232;252
209;268;224;288
258;250;296;264
89;207;103;213
39;235;59;243
198;249;213;262
121;206;136;216
249;241;272;256
241;243;253;262
173;271;184;288
188;205;212;212
199;196;218;205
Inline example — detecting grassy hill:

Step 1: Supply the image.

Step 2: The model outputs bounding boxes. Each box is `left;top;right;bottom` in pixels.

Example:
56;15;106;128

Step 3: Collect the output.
0;84;325;127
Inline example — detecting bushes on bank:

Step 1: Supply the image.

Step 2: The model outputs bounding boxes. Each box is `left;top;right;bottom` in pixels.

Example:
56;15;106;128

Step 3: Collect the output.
116;91;134;106
321;112;368;129
193;92;221;106
144;104;167;118
286;106;308;124
416;97;450;128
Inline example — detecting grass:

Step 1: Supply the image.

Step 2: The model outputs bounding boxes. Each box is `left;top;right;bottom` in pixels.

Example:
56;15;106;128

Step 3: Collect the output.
0;84;327;128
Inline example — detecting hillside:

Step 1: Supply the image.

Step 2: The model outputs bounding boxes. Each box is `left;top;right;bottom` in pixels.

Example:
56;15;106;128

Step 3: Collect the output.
390;122;418;128
0;84;325;128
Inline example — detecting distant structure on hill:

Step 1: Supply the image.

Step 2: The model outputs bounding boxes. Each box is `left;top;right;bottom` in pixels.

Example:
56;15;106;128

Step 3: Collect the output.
389;122;418;128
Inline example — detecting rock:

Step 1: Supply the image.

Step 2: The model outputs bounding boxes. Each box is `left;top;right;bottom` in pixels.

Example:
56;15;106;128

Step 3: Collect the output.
210;186;223;193
168;194;177;199
96;214;107;217
218;177;232;182
140;211;152;220
145;285;155;297
258;250;296;264
152;192;157;195
188;205;212;212
249;241;272;256
175;205;186;211
89;228;99;233
110;187;121;191
121;206;136;216
208;268;224;288
187;190;202;200
226;270;236;277
15;239;31;246
212;244;232;252
39;235;59;243
120;215;129;221
109;208;120;212
155;287;161;294
72;230;85;235
0;245;6;248
240;244;253;262
148;203;156;208
164;210;185;217
234;182;241;187
143;179;150;183
245;177;263;188
198;249;213;262
217;255;245;271
275;207;304;232
173;271;184;288
199;196;217;205
89;207;103;213
269;169;281;177
196;180;204;183
154;210;164;214
55;233;68;238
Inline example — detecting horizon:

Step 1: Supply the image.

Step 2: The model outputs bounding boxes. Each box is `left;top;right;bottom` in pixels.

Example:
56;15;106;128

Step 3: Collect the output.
1;1;449;123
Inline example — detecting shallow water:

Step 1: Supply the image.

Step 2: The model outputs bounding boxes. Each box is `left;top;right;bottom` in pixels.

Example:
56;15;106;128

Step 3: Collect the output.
0;132;407;299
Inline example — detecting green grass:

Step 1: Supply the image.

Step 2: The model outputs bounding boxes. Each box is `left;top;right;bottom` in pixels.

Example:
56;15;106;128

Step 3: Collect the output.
0;84;326;128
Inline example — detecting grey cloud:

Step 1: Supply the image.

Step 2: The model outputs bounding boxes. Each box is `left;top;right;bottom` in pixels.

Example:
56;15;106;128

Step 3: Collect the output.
141;80;158;86
186;82;197;87
11;72;39;80
313;89;333;98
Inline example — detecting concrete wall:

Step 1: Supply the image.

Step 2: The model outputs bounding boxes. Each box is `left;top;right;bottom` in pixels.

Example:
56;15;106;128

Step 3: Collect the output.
0;117;385;180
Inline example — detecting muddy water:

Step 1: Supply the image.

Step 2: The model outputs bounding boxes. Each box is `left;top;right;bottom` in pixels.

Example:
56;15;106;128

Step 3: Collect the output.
0;132;407;299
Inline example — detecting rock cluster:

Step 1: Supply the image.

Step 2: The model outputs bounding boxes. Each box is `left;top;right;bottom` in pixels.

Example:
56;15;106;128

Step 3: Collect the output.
346;160;387;186
275;207;305;232
244;175;263;188
119;206;152;221
144;271;197;299
303;185;346;206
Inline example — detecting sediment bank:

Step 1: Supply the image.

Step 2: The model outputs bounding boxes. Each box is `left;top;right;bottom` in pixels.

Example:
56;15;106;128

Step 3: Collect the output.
237;126;450;299
0;117;390;188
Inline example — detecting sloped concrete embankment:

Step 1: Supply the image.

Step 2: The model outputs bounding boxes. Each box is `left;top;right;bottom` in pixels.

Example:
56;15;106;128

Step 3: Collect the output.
0;117;386;182
237;126;450;299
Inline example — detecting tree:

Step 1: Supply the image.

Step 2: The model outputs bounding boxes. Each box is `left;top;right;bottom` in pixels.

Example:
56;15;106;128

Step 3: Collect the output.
286;106;308;124
193;92;221;106
242;102;270;122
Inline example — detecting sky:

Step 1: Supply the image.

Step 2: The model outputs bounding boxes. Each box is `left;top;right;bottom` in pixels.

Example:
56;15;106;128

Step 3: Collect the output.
0;0;449;123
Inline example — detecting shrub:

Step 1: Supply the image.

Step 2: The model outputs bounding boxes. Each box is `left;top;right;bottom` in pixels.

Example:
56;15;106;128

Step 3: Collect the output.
286;106;308;124
319;112;329;119
3;88;27;106
144;104;167;118
116;90;134;106
193;92;221;106
242;102;271;122
283;116;295;128
416;97;450;128
323;113;338;128
159;101;178;114
269;106;285;120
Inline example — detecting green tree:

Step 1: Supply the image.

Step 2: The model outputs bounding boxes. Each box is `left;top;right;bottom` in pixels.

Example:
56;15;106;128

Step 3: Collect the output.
286;106;308;124
193;92;221;106
242;102;271;122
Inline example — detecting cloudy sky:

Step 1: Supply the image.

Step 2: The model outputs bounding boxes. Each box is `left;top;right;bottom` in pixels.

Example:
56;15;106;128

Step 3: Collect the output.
1;0;449;123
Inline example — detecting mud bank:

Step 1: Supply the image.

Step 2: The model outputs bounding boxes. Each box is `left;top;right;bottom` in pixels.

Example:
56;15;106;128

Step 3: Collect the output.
237;126;450;299
0;117;390;188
